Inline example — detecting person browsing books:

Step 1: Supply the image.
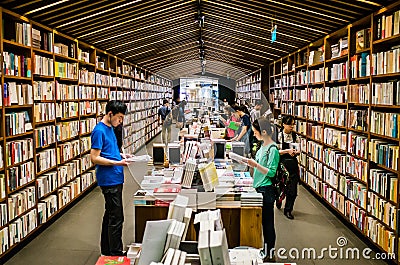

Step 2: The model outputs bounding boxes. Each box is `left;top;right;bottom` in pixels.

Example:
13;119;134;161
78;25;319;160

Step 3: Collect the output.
90;100;132;257
277;115;300;219
220;105;240;140
231;105;252;156
158;99;172;146
246;117;280;262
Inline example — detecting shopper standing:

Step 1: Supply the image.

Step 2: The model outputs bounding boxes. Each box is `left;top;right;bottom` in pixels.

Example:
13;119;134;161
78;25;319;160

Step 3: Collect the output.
158;99;172;145
177;100;187;128
277;115;300;219
247;117;280;262
90;100;131;256
232;105;251;156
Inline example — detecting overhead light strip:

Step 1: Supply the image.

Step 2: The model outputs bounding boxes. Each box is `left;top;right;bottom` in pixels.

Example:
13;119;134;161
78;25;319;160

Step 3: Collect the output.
98;15;191;45
79;0;194;38
25;0;70;15
206;0;327;34
117;30;197;55
56;0;142;28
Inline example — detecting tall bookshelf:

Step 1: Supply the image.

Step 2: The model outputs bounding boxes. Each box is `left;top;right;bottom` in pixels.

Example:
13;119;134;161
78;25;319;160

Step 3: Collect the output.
0;7;172;259
236;69;262;106
270;1;400;261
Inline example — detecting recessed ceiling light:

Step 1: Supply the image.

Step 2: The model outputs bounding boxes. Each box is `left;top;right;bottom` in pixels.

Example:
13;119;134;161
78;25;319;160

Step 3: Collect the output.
25;0;70;15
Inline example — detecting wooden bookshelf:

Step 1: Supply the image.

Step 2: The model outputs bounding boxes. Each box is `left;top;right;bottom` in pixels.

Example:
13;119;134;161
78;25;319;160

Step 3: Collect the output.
268;2;400;260
0;7;172;260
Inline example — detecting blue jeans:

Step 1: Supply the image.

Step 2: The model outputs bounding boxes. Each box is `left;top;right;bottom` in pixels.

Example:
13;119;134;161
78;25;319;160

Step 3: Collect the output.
256;185;276;257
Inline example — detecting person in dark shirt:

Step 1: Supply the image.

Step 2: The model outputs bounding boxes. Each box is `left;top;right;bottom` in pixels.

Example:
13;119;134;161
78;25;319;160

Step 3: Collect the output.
232;104;252;155
90;100;132;256
158;99;172;145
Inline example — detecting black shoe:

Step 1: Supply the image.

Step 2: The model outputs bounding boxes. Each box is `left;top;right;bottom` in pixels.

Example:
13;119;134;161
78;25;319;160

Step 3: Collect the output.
284;210;294;219
276;201;282;209
263;255;276;262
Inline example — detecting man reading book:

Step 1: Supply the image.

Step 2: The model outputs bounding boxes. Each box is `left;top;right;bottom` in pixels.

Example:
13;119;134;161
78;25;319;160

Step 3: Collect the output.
90;100;132;256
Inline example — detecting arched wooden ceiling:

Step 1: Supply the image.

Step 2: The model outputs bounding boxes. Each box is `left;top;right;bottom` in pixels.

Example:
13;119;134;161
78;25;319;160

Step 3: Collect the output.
0;0;394;80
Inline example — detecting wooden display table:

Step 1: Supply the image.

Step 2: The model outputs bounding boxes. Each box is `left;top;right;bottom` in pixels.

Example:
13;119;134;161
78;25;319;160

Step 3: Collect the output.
133;204;262;249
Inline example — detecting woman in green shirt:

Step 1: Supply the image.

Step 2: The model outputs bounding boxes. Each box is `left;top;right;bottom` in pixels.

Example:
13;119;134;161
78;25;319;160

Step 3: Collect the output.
247;117;280;262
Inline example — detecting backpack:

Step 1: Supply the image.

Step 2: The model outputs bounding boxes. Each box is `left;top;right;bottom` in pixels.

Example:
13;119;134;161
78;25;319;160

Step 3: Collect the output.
264;144;290;196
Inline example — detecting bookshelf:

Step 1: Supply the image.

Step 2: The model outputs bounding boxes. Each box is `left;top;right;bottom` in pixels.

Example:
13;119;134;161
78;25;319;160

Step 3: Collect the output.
236;69;261;106
0;7;172;259
269;1;400;261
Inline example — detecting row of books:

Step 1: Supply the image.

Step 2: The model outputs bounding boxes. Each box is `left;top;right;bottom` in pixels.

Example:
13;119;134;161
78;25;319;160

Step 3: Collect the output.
9;209;37;247
347;132;368;159
377;11;400;40
34;103;56;122
8;161;34;192
15;22;31;46
372;81;400;105
79;69;95;84
54;42;75;58
32;28;53;52
34;125;56;148
350;53;370;78
324;127;346;150
348;109;368;131
34;81;55;101
324;107;346;126
36;148;56;174
80;118;97;135
339;176;367;209
54;62;77;79
369;169;398;203
6;138;33;166
369;197;396;246
3;52;32;77
57;140;80;164
324;148;346;174
5;111;32;137
370;111;400;138
372;48;400;76
79;101;97;116
369;139;399;170
33;54;54;76
4;82;32;106
8;186;36;221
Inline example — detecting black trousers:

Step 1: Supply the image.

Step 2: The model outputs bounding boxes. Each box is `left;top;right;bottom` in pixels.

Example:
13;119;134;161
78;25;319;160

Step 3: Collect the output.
100;184;124;256
256;185;276;257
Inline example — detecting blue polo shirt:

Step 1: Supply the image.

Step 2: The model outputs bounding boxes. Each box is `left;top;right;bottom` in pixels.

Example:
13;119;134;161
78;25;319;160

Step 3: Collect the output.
91;122;124;186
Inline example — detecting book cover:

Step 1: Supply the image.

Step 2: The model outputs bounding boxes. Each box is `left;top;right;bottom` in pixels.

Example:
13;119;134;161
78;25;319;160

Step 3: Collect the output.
95;256;130;265
228;121;239;131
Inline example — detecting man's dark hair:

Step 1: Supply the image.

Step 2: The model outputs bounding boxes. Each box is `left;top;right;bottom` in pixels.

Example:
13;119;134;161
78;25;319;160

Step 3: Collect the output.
282;115;295;125
163;99;169;105
106;100;127;115
232;104;241;112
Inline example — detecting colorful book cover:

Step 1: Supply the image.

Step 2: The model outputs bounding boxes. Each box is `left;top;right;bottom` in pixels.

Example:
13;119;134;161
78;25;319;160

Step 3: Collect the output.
95;256;130;265
228;121;239;131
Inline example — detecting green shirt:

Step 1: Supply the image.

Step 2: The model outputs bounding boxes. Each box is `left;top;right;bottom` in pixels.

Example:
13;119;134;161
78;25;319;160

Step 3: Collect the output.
253;143;280;188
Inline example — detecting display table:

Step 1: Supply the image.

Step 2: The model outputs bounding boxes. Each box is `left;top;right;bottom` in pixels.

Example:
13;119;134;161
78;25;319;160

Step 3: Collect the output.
133;204;262;249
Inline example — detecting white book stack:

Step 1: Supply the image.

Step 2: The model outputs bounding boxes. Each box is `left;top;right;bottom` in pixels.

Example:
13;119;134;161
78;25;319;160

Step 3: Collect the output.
240;192;263;207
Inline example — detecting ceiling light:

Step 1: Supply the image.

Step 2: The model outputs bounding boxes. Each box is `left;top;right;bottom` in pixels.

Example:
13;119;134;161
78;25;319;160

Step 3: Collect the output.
25;0;70;15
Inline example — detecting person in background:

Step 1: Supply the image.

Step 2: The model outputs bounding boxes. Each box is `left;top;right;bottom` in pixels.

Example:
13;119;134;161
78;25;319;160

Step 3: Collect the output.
247;117;280;262
220;105;240;140
158;99;172;146
250;99;263;123
277;115;300;219
177;100;187;128
232;104;251;155
90;100;131;256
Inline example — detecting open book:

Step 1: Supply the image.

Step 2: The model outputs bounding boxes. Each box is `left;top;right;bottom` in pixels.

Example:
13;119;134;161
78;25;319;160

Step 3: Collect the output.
125;155;152;162
228;152;248;164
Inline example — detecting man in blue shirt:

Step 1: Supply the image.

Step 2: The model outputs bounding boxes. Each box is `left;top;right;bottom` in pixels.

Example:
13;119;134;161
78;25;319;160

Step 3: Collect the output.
91;100;130;256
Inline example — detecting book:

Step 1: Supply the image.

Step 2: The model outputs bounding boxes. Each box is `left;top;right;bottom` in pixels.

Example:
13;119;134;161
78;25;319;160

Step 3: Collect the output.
95;256;130;265
228;121;239;131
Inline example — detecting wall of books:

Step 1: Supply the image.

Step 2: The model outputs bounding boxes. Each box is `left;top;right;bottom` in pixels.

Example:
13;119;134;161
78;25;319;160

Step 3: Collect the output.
236;69;261;106
0;8;172;258
269;2;400;261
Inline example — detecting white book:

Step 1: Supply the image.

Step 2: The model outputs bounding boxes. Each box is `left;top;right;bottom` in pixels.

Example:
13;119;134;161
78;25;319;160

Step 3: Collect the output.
182;207;192;241
209;229;230;265
171;249;181;265
164;220;177;254
198;230;212;265
168;194;189;222
163;248;176;265
138;219;173;265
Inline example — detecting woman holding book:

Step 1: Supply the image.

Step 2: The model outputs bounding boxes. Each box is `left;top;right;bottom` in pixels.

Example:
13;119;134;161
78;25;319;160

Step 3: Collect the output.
246;117;280;262
220;105;240;140
231;105;252;155
277;115;300;219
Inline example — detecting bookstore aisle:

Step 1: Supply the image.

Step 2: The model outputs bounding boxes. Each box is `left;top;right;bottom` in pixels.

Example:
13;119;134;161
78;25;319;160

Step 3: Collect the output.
2;130;387;265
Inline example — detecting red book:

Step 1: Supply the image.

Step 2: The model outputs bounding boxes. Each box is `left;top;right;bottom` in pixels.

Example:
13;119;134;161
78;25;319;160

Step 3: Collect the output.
95;256;130;265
